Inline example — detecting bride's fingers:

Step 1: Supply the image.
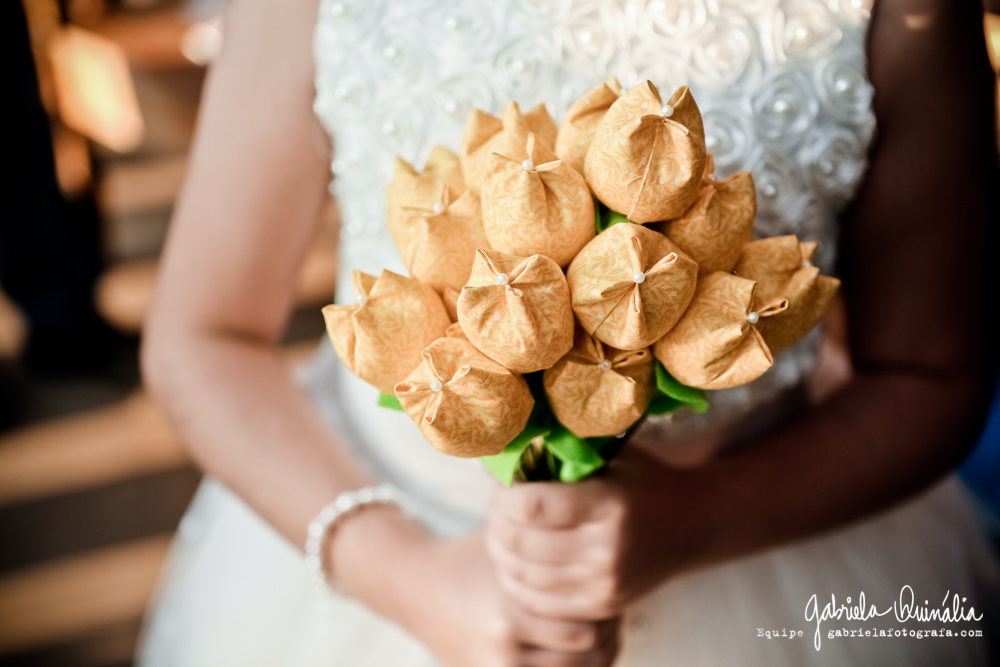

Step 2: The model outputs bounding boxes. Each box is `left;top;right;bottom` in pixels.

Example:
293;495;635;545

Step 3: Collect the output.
498;568;618;621
488;531;598;593
492;481;613;530
520;648;617;667
505;600;620;654
519;627;620;667
488;513;612;566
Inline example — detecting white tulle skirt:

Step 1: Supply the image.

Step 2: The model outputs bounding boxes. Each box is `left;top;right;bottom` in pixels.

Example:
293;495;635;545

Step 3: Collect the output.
136;349;1000;667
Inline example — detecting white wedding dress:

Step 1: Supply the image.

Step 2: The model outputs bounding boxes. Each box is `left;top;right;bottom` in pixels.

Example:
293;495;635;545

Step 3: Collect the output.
137;1;999;665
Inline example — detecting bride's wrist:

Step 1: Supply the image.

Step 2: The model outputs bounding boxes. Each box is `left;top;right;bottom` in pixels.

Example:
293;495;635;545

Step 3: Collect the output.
325;501;433;619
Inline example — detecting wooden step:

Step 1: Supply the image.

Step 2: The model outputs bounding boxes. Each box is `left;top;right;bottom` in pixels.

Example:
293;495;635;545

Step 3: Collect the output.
986;13;1000;73
2;618;144;667
96;203;339;333
0;536;171;656
0;339;321;508
0;392;186;508
93;260;159;333
96;154;188;220
95;251;338;333
94;9;195;70
0;287;28;360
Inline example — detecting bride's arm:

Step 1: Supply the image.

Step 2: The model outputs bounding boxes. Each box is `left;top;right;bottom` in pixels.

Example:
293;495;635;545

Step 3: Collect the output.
486;0;997;620
143;0;618;663
141;0;420;611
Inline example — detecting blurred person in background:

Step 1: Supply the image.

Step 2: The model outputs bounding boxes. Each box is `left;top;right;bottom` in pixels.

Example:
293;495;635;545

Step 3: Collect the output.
139;0;998;665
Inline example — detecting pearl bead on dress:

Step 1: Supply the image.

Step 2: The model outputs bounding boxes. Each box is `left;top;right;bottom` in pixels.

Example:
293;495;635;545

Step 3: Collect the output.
430;380;443;392
495;273;509;286
633;271;646;284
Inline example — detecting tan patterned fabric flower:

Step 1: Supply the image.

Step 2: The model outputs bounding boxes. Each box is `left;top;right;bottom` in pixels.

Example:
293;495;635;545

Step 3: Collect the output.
733;236;840;354
322;270;451;394
457;248;574;373
481;134;595;267
392;187;489;294
394;337;534;458
544;328;654;438
555;77;621;176
567;223;698;350
442;287;460;322
387;146;466;252
444;321;467;341
661;155;757;276
461;101;558;192
584;82;707;223
653;272;788;390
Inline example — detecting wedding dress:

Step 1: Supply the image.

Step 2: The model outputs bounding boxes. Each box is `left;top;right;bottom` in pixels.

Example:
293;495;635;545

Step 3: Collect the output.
137;1;999;665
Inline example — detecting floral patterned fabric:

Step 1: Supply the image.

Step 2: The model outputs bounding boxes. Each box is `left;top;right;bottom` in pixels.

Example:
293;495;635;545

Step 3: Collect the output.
584;82;708;222
660;154;758;276
567;222;698;350
321;270;451;394
733;235;841;354
394;336;535;457
544;328;655;437
457;248;576;373
654;271;787;389
480;135;595;267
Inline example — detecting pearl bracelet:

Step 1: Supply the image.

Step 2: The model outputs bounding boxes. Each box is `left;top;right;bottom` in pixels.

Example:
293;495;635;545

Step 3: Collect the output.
304;483;411;598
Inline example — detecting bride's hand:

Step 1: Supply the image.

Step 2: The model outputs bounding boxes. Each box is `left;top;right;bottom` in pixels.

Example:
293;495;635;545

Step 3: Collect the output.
486;445;711;621
411;532;621;667
335;510;620;667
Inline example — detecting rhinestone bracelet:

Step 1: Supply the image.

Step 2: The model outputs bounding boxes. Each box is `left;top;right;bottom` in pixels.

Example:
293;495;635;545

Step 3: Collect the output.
304;483;411;598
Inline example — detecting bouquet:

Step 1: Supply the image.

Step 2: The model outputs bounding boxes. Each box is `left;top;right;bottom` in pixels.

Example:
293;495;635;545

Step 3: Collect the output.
323;79;840;486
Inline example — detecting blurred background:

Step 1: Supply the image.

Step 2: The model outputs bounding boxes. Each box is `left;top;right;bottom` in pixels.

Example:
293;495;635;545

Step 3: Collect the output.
0;1;996;666
0;0;337;664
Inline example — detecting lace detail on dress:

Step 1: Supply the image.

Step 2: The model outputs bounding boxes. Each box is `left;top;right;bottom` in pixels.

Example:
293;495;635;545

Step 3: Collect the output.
312;0;874;447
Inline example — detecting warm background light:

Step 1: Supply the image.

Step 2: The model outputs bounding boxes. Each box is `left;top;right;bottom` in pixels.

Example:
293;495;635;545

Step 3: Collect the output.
48;26;145;154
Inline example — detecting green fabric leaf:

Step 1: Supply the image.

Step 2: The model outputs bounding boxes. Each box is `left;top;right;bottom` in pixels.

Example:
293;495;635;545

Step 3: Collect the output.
604;210;630;228
480;425;550;487
376;392;404;411
647;393;684;415
654;363;709;413
545;426;606;483
595;200;632;234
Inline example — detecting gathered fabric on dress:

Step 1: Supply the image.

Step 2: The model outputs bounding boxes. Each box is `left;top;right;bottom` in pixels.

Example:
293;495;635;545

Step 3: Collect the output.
137;1;999;664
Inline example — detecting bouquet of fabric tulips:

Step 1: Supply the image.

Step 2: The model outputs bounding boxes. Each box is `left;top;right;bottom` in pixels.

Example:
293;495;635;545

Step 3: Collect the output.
322;78;839;485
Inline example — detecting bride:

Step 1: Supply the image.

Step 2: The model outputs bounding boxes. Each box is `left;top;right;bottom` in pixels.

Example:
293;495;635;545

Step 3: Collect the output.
137;0;997;665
